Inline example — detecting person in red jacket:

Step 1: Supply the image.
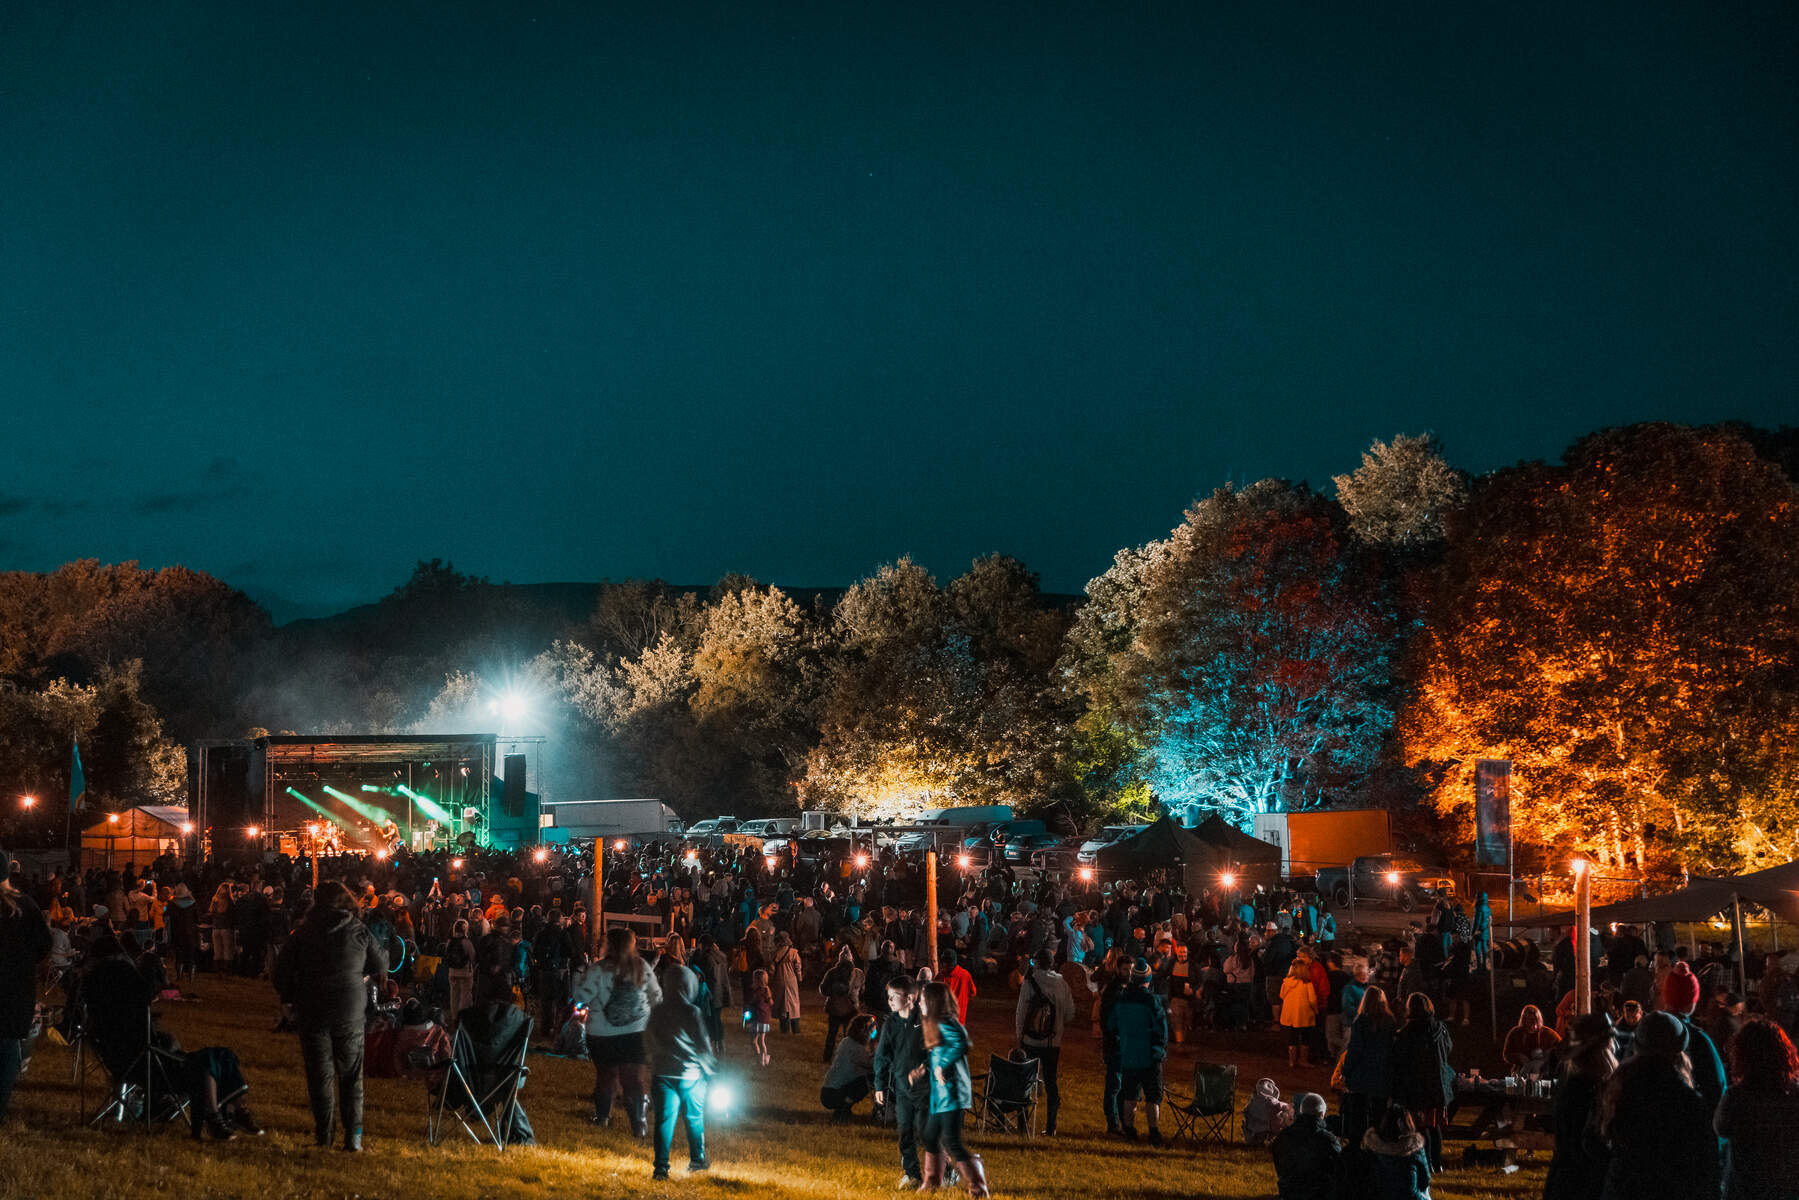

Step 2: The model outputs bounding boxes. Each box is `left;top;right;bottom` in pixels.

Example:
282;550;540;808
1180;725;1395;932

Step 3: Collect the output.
940;949;977;1023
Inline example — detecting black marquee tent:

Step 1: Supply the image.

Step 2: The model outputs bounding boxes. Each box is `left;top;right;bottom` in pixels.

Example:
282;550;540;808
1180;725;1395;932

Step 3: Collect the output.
1095;816;1282;892
1191;815;1282;878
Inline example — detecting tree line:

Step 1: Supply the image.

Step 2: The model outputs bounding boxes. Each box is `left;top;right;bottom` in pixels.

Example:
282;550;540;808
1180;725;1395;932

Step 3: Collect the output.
2;421;1795;878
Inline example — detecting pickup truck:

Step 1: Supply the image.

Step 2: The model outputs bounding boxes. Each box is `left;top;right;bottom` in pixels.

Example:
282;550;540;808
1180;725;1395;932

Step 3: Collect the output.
1315;854;1455;913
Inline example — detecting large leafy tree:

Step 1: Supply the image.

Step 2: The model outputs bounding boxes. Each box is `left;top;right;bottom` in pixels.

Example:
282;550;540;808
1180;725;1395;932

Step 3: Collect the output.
1401;424;1799;874
803;556;1070;821
1139;481;1397;824
1065;481;1396;827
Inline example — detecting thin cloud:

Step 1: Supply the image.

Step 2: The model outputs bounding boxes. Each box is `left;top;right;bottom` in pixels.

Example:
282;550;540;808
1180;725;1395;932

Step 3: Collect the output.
132;457;252;515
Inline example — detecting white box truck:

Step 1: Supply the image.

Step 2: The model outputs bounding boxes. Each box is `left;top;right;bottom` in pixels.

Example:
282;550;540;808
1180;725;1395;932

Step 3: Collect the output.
542;798;683;845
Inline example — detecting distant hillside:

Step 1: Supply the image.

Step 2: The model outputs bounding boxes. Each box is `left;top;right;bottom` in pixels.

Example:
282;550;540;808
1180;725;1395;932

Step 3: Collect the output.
279;580;1081;635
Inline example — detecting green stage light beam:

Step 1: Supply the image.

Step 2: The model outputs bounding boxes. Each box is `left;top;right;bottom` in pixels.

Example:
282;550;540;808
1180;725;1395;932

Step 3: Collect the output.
396;784;455;825
321;784;393;826
286;788;355;832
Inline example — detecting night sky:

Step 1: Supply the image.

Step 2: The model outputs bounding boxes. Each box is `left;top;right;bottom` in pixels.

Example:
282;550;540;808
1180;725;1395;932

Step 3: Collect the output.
3;3;1794;620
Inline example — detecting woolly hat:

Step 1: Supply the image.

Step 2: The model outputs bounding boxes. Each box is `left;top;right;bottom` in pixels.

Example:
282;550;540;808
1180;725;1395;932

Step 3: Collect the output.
1130;957;1153;984
1660;961;1701;1014
1634;1010;1689;1058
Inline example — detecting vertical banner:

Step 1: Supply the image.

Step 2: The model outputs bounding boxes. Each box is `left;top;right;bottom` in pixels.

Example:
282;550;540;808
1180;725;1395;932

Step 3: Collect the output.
1474;758;1512;870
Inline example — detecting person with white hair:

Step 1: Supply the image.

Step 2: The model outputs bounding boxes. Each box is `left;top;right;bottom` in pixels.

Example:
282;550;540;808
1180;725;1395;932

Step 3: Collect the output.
1270;1091;1342;1200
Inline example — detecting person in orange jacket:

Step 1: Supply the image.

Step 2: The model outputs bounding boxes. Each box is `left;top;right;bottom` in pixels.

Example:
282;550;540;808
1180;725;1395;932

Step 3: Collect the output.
940;949;977;1023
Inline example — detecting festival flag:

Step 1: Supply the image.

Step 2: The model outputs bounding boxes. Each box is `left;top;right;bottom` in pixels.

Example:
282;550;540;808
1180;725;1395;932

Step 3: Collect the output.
70;739;87;813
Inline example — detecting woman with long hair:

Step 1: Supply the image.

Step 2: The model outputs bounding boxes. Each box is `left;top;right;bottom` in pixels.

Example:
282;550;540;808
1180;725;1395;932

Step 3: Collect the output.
1599;1010;1719;1200
1278;958;1319;1067
571;925;662;1135
1716;1018;1799;1200
1341;984;1397;1168
0;853;51;1122
1386;991;1453;1173
1544;1012;1616;1200
916;980;986;1197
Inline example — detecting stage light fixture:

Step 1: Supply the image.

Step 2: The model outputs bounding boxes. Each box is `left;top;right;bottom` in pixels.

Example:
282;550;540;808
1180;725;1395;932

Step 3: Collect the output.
246;826;260;838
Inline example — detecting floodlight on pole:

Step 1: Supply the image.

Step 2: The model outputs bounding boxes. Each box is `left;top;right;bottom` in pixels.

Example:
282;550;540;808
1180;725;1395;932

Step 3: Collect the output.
246;826;260;838
108;812;119;824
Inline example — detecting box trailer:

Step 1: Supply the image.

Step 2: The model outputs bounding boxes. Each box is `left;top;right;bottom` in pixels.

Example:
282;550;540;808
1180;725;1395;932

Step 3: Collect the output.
1252;809;1392;880
542;798;683;845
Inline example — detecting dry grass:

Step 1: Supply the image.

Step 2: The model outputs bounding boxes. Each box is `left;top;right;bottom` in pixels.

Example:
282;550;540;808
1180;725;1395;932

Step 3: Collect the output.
4;976;1547;1200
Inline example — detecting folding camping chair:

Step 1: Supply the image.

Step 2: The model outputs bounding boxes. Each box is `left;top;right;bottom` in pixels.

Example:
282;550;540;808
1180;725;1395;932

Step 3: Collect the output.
1167;1061;1237;1145
80;1005;191;1133
971;1053;1042;1137
424;1016;533;1149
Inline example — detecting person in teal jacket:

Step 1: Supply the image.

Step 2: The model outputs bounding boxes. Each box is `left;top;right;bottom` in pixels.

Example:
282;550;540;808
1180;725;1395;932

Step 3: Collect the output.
916;980;987;1197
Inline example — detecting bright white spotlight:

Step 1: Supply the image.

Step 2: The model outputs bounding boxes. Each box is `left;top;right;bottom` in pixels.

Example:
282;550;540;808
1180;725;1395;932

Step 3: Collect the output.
707;1079;736;1113
181;822;195;835
957;854;971;869
854;853;869;869
533;847;549;863
375;849;388;861
451;857;464;870
1219;872;1236;889
1078;867;1095;882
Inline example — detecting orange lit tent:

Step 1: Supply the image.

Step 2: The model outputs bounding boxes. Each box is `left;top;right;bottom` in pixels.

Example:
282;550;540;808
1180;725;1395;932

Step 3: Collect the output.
81;805;191;867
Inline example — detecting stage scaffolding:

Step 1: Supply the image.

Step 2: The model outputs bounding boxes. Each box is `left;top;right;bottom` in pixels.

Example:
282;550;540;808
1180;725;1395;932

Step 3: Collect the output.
191;733;544;855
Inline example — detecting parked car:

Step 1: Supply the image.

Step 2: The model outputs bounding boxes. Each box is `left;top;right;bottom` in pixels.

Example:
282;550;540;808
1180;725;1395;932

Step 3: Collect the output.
1077;824;1147;864
1001;830;1065;863
684;816;741;845
738;817;800;840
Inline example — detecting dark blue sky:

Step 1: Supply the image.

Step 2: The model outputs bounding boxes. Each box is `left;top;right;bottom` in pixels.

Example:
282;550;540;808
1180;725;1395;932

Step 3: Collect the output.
3;3;1794;619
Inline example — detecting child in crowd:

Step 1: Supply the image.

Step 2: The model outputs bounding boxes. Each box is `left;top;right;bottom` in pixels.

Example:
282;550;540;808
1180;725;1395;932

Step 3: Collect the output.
747;969;774;1067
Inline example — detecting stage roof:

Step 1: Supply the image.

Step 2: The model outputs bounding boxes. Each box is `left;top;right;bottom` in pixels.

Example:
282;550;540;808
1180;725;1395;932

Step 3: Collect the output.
252;734;498;764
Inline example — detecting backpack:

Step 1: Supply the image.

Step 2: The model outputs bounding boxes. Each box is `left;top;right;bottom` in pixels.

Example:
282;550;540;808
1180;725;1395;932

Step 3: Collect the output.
1023;970;1058;1042
602;974;650;1028
444;938;471;970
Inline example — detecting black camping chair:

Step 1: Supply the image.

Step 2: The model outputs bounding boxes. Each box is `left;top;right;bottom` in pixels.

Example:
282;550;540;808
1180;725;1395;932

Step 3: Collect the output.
79;1004;191;1133
1167;1061;1237;1145
971;1053;1042;1136
425;1016;533;1150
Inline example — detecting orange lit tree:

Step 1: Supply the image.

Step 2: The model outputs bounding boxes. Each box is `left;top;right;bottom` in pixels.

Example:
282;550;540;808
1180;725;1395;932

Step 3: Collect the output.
1402;424;1799;875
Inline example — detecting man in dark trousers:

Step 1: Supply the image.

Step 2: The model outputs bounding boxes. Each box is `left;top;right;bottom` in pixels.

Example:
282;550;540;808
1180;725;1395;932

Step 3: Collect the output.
531;911;577;1037
872;975;929;1188
273;881;386;1150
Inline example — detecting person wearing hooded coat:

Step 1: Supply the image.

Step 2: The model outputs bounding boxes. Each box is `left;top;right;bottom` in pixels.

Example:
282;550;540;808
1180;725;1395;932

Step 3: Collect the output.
273;881;387;1150
1544;1012;1616;1200
1364;1103;1431;1200
1599;1010;1720;1200
0;849;51;1122
646;961;716;1180
1386;992;1454;1174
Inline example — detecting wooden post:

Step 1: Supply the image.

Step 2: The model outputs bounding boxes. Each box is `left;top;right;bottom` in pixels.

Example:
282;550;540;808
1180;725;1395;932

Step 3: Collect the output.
926;850;939;974
1733;894;1749;999
1574;860;1592;1017
590;840;605;957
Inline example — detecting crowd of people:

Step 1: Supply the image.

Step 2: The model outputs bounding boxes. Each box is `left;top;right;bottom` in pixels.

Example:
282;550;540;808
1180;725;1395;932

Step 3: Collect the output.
4;833;1799;1200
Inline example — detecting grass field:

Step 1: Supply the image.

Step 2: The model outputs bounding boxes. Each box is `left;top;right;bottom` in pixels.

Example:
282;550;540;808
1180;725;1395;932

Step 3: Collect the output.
4;975;1548;1200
